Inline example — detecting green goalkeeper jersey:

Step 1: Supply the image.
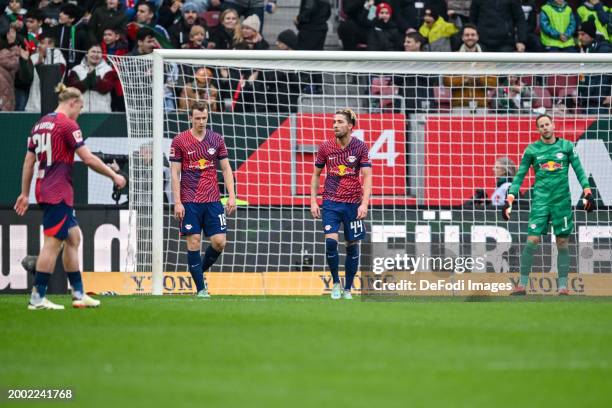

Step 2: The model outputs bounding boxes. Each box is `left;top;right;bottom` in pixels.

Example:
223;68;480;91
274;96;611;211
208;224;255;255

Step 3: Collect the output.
508;137;590;203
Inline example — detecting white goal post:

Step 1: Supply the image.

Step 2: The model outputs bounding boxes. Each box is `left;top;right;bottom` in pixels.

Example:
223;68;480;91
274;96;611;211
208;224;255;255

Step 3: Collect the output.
110;50;612;295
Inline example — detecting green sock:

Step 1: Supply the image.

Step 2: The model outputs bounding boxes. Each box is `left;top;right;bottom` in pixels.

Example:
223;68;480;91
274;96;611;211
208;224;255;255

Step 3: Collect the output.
520;241;538;287
557;246;570;289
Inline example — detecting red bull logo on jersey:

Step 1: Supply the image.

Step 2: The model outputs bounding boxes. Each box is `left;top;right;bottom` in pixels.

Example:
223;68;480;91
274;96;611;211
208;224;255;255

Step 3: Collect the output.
335;164;355;176
540;161;563;171
190;158;208;170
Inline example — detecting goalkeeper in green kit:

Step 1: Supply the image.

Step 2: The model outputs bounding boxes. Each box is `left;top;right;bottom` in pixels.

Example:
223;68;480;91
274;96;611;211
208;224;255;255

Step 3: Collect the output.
502;114;595;295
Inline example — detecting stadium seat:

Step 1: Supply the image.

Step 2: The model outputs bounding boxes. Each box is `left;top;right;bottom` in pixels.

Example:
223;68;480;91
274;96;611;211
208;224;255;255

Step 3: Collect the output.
520;75;534;86
433;86;452;112
547;75;579;98
370;76;397;110
531;86;553;109
200;11;220;28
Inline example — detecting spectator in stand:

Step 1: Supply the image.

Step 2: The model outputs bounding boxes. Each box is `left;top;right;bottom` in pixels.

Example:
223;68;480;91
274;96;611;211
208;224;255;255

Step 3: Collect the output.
0;26;21;111
255;29;301;113
294;0;330;51
577;20;611;114
129;26;158;55
397;32;437;114
178;66;220;111
210;8;242;49
444;24;496;113
418;7;457;51
577;0;610;42
182;24;209;48
134;1;170;40
88;0;128;45
221;0;264;27
100;27;129;57
337;0;368;50
276;28;298;50
470;0;526;52
23;9;44;54
101;27;128;58
12;28;31;111
127;25;178;111
169;2;207;48
365;2;402;51
492;75;534;114
65;43;117;112
158;0;184;29
539;0;577;52
101;26;128;111
41;0;66;29
521;0;544;52
294;0;329;93
403;31;426;52
2;0;27;35
55;4;89;70
25;33;67;112
387;0;447;33
457;22;481;52
236;14;268;49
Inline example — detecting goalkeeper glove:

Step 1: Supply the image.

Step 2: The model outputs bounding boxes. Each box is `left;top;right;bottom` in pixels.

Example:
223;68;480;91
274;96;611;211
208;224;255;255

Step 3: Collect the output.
502;194;515;221
581;189;595;212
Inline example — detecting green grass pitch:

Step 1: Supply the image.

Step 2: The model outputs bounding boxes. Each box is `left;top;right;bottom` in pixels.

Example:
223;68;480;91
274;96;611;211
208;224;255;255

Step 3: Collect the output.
2;295;612;408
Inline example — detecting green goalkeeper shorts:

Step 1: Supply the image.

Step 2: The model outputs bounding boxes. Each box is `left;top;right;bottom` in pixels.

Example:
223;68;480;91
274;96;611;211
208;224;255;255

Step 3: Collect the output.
526;201;573;236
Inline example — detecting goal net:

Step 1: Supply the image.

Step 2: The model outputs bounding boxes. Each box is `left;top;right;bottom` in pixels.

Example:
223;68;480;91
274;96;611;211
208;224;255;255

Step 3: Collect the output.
109;51;612;296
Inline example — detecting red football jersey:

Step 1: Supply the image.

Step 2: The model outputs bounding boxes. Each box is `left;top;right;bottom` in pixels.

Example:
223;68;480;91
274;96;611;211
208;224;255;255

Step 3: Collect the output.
27;112;84;206
169;129;228;203
315;137;371;203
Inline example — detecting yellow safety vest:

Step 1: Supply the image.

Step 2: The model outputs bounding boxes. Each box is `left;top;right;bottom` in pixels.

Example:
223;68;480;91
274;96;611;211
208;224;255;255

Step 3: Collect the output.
540;4;576;48
577;5;609;41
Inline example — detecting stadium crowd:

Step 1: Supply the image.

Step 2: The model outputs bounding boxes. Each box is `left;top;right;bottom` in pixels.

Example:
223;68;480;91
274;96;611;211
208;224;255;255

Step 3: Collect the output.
0;0;610;113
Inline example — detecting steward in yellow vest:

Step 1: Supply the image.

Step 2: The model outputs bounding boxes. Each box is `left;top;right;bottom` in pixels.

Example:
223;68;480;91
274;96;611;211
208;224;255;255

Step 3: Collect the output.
540;0;577;51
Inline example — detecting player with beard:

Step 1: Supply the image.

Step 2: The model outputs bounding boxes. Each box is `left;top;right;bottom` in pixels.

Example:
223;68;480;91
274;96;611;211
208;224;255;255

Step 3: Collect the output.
503;114;593;295
310;109;372;300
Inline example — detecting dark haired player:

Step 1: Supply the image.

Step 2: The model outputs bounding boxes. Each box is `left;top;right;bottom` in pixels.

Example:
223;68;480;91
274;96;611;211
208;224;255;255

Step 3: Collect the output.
503;114;593;295
310;109;372;300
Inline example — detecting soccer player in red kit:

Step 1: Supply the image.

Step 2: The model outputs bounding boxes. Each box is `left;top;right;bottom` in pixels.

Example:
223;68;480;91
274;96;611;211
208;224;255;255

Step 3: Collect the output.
170;102;236;298
14;84;126;310
310;109;372;300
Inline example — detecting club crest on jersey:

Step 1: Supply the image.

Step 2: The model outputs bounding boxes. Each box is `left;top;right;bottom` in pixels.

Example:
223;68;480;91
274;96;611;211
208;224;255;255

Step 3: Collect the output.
540;161;563;171
556;152;564;159
208;148;216;155
348;155;356;163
